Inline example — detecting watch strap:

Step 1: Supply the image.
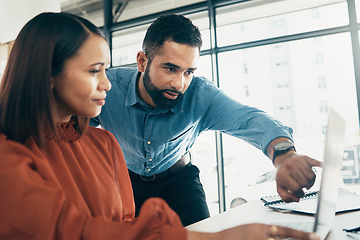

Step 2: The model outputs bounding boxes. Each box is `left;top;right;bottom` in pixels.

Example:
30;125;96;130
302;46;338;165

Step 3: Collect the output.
272;143;296;164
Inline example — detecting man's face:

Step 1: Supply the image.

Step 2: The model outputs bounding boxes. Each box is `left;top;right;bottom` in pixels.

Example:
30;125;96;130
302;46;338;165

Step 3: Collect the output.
138;41;200;109
143;65;183;109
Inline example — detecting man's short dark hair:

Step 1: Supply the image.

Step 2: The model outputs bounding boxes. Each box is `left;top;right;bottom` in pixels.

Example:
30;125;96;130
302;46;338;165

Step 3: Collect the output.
142;14;202;62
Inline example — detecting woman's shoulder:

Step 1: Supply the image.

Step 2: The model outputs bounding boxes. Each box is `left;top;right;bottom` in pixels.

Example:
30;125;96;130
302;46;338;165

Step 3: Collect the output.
0;133;35;158
86;126;118;145
0;133;24;148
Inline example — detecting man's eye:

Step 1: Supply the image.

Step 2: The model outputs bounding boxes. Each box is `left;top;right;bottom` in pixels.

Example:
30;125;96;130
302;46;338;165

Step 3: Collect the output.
185;71;194;76
165;67;176;72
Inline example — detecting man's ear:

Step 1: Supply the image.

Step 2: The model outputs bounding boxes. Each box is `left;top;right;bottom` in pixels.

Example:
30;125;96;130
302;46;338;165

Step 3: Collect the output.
136;51;147;72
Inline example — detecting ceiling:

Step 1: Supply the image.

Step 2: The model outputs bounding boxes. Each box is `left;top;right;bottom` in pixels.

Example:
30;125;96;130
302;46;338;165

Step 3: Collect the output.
61;0;126;15
60;0;206;26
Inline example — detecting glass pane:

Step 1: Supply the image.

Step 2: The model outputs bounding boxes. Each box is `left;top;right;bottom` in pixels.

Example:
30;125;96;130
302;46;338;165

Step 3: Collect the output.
112;24;149;67
191;131;218;215
191;55;219;215
217;33;360;208
216;0;348;47
188;11;210;51
195;54;212;81
356;0;360;22
111;11;209;66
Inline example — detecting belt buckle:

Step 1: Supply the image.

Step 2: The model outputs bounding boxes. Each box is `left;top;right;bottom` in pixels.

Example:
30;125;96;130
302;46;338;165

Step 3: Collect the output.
140;174;156;181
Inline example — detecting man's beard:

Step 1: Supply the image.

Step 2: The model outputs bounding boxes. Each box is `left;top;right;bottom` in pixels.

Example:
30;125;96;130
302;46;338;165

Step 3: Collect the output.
143;67;183;110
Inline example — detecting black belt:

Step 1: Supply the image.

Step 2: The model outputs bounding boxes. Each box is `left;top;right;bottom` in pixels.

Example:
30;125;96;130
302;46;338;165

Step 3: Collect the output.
130;152;191;181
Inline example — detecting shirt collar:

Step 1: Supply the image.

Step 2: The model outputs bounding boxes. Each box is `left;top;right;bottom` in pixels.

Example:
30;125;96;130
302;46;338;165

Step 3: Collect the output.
125;71;141;107
125;70;184;114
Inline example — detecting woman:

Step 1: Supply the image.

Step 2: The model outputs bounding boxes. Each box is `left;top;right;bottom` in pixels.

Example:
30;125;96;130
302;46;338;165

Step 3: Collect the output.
0;12;318;240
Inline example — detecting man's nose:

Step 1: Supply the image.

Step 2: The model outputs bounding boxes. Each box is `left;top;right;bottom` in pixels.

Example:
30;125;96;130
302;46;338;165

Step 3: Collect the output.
170;73;185;91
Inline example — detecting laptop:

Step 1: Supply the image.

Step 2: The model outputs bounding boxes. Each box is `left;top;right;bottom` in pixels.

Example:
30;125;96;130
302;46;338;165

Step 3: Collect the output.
273;107;346;240
313;107;346;239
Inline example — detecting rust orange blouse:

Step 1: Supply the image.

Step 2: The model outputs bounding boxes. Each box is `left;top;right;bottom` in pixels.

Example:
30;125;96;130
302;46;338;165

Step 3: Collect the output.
0;120;186;240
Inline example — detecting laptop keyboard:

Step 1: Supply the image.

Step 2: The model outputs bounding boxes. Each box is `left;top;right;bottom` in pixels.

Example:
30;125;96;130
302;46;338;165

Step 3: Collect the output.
278;220;314;231
269;220;314;240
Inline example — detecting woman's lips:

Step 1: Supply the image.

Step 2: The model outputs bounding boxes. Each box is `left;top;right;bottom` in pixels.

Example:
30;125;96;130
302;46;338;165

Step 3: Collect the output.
93;98;106;105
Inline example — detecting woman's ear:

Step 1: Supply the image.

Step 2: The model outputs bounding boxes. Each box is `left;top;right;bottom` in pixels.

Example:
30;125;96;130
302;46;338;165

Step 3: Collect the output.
136;51;147;72
50;77;55;89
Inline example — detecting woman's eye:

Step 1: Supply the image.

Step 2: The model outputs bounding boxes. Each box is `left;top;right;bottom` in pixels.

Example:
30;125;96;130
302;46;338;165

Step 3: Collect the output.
90;70;100;74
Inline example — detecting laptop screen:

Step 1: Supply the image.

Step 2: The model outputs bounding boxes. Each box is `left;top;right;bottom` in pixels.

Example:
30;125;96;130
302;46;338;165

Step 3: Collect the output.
313;108;346;239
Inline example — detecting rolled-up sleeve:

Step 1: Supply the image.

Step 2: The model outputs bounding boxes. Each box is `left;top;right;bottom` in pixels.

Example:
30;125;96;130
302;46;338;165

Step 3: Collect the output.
200;87;293;155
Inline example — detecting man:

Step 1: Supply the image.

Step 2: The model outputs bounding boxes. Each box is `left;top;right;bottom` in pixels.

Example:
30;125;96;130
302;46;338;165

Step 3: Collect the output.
91;14;321;226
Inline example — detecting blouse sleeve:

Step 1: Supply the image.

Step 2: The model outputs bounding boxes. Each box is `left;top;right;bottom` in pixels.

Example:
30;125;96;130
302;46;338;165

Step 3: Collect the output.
0;135;186;240
84;198;187;240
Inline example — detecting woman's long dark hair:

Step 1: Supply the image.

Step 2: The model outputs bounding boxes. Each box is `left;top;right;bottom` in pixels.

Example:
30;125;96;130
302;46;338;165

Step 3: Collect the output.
0;12;105;147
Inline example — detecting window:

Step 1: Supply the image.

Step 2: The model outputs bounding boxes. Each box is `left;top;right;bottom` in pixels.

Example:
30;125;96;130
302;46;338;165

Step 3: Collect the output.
311;8;320;19
112;25;148;66
316;53;325;66
320;101;329;113
192;54;220;214
216;0;348;47
245;85;249;97
111;11;210;67
85;0;360;214
356;0;360;22
318;77;327;89
217;21;359;208
243;63;248;74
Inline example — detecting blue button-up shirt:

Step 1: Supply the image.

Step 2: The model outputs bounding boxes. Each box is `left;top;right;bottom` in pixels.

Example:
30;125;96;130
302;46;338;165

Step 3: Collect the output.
90;67;293;176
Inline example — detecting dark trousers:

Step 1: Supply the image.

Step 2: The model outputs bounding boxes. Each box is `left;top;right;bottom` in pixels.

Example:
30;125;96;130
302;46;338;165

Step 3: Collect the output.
128;163;210;226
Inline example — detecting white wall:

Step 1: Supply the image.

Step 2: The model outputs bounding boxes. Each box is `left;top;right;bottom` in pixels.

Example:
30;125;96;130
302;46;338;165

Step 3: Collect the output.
0;0;61;44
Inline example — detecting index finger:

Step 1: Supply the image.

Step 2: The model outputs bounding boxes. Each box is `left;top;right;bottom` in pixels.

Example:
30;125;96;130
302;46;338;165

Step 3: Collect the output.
305;158;322;189
305;158;322;168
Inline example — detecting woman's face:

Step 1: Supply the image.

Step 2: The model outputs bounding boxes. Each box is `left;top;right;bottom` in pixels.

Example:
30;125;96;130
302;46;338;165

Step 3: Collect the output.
52;34;111;122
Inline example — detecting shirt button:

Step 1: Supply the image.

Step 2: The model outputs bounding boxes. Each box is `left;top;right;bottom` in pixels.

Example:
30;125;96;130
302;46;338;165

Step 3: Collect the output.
149;159;152;162
147;141;151;144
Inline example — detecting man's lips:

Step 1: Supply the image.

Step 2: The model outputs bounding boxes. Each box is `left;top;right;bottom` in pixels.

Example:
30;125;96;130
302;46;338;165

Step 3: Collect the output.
163;90;180;100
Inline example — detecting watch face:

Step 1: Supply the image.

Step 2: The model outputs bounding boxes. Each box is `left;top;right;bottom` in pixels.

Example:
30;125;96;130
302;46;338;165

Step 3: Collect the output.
274;141;294;150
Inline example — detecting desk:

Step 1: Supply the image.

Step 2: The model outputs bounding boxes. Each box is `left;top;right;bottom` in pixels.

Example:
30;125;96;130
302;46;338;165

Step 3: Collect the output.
186;200;360;239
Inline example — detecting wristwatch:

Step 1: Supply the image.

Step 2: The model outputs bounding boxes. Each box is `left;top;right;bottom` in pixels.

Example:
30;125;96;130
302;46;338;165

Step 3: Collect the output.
272;141;296;163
